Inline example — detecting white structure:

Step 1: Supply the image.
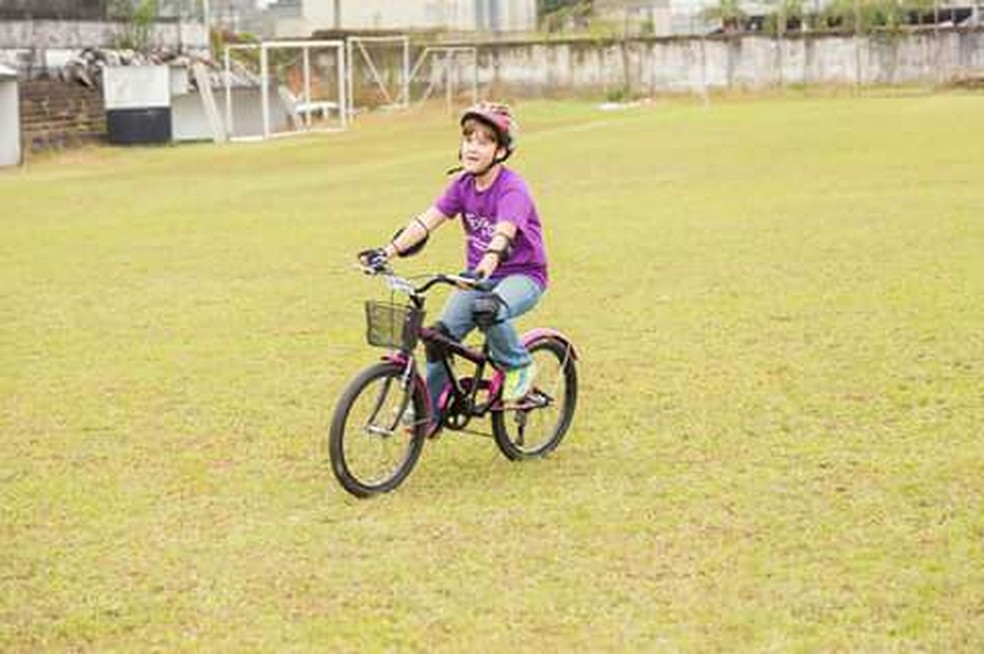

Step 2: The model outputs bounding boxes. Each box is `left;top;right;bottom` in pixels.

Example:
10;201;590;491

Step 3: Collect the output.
346;35;410;117
406;46;478;110
262;0;537;38
223;40;348;140
208;0;266;33
0;64;21;167
103;65;173;144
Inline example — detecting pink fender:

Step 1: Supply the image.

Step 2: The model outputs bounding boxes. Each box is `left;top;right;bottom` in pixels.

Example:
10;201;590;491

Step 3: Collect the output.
489;328;579;396
521;328;580;360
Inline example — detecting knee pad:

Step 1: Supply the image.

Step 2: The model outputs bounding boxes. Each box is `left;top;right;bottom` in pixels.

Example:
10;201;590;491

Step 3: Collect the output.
472;292;506;330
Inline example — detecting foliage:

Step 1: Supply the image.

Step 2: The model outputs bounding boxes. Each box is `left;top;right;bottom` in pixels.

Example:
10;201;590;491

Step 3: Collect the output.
539;0;594;33
604;85;629;102
103;0;160;51
701;0;747;33
904;0;938;26
538;0;592;16
819;0;938;33
764;0;806;35
210;28;259;62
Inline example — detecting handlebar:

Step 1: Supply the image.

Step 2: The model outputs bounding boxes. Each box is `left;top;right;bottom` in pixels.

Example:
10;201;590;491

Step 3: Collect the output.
355;263;493;297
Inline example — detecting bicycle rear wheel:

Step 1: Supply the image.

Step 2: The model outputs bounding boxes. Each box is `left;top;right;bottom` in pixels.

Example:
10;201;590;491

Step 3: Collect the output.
329;361;428;497
491;337;578;460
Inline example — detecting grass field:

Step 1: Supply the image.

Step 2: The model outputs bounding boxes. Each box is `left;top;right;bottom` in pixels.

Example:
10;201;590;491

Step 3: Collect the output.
2;91;983;651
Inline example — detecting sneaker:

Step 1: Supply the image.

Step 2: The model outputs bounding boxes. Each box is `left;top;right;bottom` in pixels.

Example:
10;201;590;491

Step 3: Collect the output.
395;405;443;438
392;404;414;426
502;362;537;403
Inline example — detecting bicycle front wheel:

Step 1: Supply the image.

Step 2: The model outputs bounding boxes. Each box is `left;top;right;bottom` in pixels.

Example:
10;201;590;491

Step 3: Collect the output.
329;361;428;498
491;337;578;460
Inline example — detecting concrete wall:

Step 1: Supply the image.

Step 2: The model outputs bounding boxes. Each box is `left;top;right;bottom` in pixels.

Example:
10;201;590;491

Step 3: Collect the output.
267;0;537;38
0;19;208;52
437;29;984;97
0;0;103;19
0;76;19;166
333;0;536;32
172;87;291;141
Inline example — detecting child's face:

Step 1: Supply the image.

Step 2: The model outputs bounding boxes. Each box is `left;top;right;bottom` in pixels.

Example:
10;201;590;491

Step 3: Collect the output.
460;119;503;174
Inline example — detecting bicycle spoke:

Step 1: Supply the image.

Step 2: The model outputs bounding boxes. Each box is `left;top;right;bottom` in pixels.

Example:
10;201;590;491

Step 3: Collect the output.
364;375;393;432
343;372;417;487
492;338;576;459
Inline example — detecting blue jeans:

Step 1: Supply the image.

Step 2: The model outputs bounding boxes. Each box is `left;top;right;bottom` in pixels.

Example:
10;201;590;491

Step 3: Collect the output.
425;274;543;419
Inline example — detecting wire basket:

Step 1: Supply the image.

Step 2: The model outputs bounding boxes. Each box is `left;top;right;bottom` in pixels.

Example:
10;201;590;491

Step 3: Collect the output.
364;301;425;351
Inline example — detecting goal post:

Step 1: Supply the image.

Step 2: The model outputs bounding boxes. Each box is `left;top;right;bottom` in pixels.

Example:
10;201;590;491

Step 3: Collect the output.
345;35;411;119
406;46;478;113
223;39;347;141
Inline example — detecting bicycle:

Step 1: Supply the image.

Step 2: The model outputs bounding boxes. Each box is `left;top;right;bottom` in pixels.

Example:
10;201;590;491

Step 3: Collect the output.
328;263;579;498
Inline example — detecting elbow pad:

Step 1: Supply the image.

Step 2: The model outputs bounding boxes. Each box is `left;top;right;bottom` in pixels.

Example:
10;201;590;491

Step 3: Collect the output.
390;227;428;258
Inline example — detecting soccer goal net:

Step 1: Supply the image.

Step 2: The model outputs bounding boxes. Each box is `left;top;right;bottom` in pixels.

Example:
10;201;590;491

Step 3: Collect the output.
406;46;479;113
223;40;347;141
345;35;410;118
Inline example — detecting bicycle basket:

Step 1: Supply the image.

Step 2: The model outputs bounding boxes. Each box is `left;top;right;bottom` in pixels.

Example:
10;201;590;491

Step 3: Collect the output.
364;301;425;351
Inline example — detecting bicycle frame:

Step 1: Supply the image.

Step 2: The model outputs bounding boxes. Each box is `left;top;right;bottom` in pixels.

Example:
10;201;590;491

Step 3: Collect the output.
383;325;579;433
383;325;498;433
366;266;580;434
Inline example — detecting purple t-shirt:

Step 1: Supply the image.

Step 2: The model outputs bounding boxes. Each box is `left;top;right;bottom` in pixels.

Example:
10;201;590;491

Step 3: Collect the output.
434;167;549;289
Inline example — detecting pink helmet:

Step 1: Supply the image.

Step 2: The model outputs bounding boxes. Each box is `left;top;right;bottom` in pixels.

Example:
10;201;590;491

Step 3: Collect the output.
460;102;519;160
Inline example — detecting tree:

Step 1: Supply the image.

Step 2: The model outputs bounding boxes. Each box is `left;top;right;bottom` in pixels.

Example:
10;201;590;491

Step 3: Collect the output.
701;0;747;33
901;0;935;27
538;0;591;16
538;0;594;33
103;0;160;50
820;0;925;33
765;0;806;34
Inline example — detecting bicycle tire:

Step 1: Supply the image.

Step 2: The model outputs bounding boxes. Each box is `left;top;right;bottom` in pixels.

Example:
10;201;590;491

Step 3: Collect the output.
329;361;428;497
491;337;578;461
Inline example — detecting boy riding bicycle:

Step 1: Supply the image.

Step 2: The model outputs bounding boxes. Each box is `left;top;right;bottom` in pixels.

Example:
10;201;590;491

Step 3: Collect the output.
358;102;549;432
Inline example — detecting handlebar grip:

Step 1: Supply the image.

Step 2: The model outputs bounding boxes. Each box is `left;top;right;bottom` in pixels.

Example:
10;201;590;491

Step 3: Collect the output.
446;273;494;291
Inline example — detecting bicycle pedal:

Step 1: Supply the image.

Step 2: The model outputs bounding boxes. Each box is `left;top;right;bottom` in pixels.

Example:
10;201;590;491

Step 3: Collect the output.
514;391;549;409
502;398;540;411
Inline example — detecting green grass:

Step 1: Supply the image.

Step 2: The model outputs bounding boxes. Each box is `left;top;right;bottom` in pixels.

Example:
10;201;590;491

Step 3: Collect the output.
2;93;983;652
